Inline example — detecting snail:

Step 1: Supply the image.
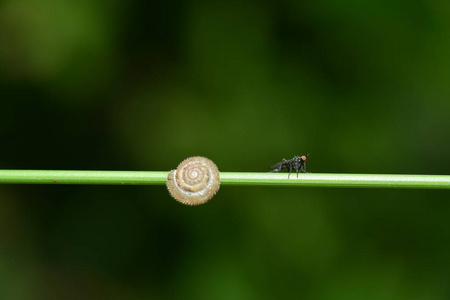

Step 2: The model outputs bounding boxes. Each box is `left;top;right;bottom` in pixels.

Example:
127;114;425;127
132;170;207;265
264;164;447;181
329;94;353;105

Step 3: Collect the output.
166;156;220;205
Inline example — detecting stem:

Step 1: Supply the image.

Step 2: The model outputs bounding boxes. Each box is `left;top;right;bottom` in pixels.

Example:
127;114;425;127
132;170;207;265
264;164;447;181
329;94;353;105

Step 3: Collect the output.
0;170;168;185
220;173;450;189
0;170;449;189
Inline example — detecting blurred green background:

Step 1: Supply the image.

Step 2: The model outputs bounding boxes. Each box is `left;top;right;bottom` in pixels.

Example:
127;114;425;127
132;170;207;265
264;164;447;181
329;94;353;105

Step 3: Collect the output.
1;0;450;299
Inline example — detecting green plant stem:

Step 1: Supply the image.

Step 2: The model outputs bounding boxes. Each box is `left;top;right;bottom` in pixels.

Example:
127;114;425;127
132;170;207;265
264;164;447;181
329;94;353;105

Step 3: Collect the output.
0;170;449;189
0;170;168;185
220;173;450;189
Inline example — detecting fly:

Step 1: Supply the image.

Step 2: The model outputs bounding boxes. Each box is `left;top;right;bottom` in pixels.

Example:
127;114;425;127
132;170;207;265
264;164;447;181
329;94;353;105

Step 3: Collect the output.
269;154;309;178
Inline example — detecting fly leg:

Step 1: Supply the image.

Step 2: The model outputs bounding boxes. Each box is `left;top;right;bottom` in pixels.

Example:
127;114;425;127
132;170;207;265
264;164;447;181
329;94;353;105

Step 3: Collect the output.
301;162;310;173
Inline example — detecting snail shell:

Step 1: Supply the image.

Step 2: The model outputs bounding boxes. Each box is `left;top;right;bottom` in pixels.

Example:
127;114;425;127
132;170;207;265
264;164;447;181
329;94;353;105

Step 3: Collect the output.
166;156;220;205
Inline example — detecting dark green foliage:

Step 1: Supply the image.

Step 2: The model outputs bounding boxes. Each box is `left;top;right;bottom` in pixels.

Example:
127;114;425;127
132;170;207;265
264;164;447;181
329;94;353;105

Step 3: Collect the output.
0;0;449;299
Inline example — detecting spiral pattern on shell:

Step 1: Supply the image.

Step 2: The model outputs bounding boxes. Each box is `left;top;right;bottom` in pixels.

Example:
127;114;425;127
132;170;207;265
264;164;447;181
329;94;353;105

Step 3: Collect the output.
166;156;220;205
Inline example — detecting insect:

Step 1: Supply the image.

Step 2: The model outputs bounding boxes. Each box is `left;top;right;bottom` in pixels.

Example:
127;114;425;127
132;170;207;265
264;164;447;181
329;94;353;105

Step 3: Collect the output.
269;154;309;178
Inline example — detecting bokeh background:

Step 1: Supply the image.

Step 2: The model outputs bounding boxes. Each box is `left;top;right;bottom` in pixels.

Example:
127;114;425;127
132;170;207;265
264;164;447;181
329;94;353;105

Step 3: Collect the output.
1;0;450;299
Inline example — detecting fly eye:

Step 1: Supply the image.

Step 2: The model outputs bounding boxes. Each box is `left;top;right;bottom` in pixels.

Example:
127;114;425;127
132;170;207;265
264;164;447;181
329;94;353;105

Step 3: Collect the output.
301;155;307;161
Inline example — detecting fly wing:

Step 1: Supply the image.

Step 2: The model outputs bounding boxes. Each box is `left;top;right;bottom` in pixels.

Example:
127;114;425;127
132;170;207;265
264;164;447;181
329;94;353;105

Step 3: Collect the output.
270;161;287;170
270;161;283;169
